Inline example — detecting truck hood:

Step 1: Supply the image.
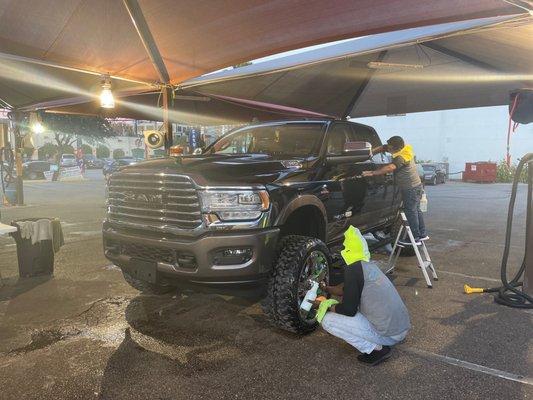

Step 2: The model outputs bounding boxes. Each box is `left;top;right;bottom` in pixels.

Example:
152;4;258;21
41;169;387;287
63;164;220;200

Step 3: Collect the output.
120;155;313;186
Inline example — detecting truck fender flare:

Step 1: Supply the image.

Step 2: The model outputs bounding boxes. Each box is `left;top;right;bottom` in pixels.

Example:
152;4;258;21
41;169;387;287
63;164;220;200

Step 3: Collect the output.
275;195;328;229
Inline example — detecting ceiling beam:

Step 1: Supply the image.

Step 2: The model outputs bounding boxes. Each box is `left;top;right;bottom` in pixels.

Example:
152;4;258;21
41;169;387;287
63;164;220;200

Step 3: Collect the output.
422;42;503;73
123;0;170;85
342;50;387;118
0;96;13;109
0;51;155;87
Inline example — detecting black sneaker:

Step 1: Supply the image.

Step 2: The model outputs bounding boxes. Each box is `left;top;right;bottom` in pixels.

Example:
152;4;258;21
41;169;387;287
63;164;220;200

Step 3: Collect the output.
357;346;392;366
398;238;421;247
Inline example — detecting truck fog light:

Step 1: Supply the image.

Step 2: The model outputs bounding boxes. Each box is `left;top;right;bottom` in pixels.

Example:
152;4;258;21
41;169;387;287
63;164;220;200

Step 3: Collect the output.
218;211;262;221
213;248;253;265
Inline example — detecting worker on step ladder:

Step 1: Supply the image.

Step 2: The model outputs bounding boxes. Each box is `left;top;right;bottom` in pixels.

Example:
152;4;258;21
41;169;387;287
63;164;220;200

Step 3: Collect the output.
363;135;428;246
363;136;437;287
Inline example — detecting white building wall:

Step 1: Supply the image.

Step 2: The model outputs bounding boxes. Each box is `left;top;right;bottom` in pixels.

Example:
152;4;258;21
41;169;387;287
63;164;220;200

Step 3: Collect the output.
355;106;533;174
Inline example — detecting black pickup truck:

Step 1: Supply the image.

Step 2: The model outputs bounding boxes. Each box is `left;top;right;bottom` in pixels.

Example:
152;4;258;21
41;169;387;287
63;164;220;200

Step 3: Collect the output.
103;120;403;334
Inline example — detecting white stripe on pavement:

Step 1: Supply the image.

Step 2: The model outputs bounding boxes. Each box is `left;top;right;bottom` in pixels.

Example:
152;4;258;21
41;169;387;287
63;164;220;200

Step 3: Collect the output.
403;347;533;386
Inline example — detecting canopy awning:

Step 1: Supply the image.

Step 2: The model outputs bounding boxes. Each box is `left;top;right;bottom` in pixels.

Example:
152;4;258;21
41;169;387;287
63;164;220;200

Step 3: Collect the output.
36;13;533;125
178;14;533;119
0;0;523;114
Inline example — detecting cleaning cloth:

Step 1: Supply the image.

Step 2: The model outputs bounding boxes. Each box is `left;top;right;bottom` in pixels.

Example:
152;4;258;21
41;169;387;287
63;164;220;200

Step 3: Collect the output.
316;299;339;323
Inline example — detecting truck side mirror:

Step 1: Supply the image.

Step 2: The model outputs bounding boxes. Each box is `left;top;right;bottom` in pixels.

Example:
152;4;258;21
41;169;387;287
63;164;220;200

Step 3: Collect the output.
326;141;372;165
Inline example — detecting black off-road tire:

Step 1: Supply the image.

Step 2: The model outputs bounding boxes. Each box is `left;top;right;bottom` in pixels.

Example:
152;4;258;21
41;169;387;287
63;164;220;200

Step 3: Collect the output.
122;270;175;295
262;235;331;335
390;216;416;257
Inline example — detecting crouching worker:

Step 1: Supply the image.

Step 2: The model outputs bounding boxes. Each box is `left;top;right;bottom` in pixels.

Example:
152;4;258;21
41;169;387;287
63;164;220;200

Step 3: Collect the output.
316;226;411;366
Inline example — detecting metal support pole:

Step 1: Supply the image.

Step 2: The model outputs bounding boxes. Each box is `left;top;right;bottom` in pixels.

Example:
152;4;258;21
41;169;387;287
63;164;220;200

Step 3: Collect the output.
10;112;24;205
523;160;533;295
162;87;173;152
122;0;170;85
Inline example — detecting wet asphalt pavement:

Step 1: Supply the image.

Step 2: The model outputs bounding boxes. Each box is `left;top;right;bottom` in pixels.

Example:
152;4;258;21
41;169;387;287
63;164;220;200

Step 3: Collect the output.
0;171;531;399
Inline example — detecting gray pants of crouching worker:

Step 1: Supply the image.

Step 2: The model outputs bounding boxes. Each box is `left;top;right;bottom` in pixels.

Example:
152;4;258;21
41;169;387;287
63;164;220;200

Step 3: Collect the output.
321;312;408;354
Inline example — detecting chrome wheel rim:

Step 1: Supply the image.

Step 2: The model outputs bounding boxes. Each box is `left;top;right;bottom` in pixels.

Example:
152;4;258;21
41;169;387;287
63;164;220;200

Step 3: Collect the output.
297;250;329;323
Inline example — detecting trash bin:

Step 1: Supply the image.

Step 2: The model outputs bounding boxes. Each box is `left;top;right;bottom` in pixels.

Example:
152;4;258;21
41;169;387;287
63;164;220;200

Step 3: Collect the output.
10;218;57;277
463;162;497;183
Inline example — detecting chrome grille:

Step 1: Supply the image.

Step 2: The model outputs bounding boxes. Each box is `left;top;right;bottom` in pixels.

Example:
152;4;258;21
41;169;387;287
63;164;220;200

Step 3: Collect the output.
107;172;202;232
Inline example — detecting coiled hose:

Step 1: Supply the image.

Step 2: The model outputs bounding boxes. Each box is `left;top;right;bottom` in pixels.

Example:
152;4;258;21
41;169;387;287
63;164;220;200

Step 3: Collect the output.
468;153;533;308
493;152;533;308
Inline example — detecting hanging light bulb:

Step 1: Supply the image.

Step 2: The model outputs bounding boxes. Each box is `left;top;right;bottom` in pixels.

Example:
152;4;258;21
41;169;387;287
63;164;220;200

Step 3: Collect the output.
29;112;45;134
32;121;45;134
100;75;115;109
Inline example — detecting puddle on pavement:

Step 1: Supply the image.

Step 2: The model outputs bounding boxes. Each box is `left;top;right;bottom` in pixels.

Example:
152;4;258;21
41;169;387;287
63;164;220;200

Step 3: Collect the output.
9;327;78;354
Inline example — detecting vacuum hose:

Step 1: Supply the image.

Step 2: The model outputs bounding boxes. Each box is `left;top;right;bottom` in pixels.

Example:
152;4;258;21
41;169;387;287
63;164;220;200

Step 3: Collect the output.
465;153;533;308
494;152;533;308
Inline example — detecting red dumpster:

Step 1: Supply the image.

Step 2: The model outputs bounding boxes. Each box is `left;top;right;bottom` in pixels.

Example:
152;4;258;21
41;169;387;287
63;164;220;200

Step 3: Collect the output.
463;162;497;183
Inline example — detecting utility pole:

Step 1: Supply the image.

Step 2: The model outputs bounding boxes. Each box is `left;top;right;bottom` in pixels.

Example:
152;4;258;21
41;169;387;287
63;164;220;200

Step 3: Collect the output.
8;111;24;206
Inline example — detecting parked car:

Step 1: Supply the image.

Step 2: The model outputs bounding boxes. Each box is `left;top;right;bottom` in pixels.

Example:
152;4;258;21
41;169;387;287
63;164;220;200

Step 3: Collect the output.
103;119;415;335
422;163;447;185
416;164;425;186
60;154;77;168
83;155;104;169
103;157;138;178
22;161;54;180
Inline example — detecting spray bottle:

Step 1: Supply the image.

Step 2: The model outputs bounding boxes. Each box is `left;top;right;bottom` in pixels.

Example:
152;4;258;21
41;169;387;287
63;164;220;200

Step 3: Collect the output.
420;190;428;212
300;281;319;312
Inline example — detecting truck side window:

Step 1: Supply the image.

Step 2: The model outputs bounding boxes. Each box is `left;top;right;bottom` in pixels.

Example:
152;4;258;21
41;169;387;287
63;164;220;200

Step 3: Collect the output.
326;124;352;155
350;124;384;162
351;124;381;148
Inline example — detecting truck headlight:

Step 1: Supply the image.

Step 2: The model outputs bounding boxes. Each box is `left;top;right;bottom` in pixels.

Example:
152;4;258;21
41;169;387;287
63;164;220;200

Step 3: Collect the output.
198;190;270;221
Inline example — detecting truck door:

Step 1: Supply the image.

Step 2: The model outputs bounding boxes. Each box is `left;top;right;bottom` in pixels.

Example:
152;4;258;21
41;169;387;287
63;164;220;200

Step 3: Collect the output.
351;123;398;227
319;122;372;242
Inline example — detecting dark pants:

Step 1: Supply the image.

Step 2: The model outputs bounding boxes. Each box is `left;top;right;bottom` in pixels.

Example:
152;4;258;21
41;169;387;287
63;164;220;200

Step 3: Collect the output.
401;185;426;239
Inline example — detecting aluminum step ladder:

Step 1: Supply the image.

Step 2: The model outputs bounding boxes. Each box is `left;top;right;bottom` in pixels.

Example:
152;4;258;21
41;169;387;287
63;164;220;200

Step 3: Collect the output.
385;212;438;288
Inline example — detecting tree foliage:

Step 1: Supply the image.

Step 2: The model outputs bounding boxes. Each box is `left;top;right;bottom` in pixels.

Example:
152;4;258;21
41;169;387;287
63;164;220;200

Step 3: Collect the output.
113;149;125;159
42;113;113;137
28;113;113;161
38;143;58;160
40;113;113;149
81;144;93;155
96;145;110;159
496;159;529;183
37;143;74;161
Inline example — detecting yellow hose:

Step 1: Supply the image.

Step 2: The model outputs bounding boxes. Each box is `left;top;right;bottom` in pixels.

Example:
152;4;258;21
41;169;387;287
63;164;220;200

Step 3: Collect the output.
464;284;484;294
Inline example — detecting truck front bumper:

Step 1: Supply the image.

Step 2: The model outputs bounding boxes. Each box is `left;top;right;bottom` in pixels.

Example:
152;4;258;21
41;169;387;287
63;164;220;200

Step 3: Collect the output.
102;222;279;285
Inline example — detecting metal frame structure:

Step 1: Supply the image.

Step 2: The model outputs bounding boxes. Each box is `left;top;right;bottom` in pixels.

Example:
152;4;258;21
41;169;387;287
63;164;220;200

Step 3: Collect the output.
122;0;173;150
342;50;387;118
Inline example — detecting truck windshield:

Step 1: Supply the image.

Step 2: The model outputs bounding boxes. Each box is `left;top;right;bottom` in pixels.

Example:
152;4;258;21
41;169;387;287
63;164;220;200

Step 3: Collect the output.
208;123;326;157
